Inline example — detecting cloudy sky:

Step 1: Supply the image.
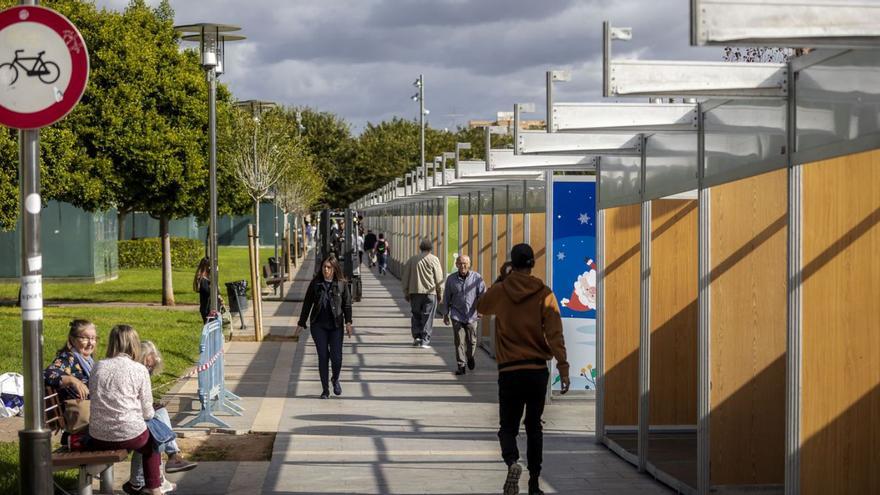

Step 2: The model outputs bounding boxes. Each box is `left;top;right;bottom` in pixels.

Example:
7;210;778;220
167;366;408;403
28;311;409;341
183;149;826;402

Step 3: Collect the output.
95;0;722;132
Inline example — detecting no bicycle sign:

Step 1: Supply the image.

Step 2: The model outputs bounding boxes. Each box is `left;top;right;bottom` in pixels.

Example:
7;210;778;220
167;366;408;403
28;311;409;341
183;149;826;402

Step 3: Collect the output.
0;5;88;129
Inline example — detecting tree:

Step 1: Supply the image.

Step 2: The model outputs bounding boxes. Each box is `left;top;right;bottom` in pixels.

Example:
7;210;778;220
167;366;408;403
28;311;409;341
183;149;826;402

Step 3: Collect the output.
296;108;358;208
226;106;301;254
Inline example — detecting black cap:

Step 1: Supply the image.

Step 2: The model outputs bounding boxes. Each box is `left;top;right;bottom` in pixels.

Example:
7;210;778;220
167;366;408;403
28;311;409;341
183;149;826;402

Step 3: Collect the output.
510;243;535;269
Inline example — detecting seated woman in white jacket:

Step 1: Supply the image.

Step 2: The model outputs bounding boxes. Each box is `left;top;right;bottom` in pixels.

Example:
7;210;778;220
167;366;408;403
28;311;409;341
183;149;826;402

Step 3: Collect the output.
87;325;163;495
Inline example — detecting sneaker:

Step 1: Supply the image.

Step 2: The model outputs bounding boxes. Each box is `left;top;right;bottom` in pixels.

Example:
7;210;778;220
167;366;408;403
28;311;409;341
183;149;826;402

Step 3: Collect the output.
332;379;342;396
165;457;198;474
454;366;466;375
503;463;522;495
528;477;544;495
413;338;421;347
420;341;432;348
122;482;144;495
161;479;177;494
467;356;476;370
320;391;330;399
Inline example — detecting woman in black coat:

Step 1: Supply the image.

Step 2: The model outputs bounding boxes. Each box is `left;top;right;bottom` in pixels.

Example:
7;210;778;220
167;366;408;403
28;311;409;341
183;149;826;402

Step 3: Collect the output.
296;256;354;399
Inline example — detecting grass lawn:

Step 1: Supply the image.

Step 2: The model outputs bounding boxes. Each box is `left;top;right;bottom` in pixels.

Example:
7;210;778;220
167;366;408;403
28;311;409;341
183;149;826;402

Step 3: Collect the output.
0;246;275;305
0;305;203;494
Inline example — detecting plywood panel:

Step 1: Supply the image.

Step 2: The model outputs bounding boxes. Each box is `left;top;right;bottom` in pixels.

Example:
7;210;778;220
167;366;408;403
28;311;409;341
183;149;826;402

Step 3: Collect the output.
801;148;880;495
496;214;508;275
512;213;525;246
604;204;641;426
649;199;698;426
481;213;492;278
530;212;547;283
709;169;786;486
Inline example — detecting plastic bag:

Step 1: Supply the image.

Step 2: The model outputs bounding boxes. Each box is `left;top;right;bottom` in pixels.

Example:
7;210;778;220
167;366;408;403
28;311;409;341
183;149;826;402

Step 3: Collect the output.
0;372;24;418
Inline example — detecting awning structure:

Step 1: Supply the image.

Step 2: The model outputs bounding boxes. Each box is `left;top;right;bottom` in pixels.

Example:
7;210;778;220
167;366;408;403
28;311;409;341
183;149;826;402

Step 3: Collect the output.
350;9;880;495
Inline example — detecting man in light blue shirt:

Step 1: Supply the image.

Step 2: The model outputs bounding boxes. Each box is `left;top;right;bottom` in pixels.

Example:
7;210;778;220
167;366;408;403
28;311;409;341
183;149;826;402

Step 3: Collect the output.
442;255;487;375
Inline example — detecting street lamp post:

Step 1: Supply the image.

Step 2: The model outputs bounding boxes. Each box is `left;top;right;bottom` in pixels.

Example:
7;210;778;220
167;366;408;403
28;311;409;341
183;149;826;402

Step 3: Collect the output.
411;75;427;192
175;23;245;316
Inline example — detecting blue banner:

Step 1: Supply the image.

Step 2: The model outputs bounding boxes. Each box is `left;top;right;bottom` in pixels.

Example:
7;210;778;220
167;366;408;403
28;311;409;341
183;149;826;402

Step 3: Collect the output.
551;180;597;391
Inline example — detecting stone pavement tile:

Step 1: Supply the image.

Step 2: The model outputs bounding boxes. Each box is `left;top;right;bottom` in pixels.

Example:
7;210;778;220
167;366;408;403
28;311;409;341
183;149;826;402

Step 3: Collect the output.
253;262;673;494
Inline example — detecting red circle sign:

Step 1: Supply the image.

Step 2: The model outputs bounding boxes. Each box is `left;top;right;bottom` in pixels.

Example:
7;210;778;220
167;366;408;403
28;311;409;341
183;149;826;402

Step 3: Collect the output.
0;6;89;129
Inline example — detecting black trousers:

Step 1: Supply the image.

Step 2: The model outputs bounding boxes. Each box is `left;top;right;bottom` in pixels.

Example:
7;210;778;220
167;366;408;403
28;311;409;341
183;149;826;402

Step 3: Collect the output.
498;368;548;477
311;321;343;394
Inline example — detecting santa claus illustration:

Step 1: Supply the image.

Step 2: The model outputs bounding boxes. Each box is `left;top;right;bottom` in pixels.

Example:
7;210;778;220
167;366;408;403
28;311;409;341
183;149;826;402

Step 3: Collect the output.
561;258;597;312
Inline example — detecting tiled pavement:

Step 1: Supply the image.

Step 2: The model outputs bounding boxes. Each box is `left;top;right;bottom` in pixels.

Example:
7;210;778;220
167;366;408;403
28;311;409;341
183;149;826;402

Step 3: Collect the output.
148;252;671;494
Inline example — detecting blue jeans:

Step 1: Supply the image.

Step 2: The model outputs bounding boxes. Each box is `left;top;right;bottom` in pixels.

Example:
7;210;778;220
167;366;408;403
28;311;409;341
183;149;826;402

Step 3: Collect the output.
130;407;178;487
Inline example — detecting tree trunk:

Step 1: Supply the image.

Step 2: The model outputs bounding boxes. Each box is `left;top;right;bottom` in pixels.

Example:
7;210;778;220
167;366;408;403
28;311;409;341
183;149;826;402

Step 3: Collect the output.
160;216;175;306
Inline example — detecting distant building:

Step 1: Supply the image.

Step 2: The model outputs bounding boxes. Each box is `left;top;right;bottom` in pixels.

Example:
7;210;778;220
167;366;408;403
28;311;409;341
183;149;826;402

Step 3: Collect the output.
468;111;545;131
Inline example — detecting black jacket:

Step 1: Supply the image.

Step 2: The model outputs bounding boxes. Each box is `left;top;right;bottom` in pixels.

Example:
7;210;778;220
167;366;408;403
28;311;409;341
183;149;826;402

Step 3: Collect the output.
297;278;353;329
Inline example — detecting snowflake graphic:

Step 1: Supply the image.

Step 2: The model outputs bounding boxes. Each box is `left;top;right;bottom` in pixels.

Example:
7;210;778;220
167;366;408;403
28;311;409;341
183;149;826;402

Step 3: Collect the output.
578;212;591;225
557;252;566;261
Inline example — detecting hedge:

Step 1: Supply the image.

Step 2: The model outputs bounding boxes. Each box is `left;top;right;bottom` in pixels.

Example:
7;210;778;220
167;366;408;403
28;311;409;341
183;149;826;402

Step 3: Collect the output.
119;237;204;269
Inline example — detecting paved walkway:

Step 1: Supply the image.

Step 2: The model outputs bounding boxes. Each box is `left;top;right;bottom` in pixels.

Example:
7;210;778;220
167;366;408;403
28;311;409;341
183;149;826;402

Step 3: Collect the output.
156;254;671;494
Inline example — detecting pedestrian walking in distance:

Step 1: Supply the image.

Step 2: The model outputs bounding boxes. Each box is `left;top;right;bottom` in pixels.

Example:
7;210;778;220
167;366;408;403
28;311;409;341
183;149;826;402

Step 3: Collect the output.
477;243;570;495
363;229;378;267
296;256;354;399
441;255;486;375
375;233;390;275
401;238;444;348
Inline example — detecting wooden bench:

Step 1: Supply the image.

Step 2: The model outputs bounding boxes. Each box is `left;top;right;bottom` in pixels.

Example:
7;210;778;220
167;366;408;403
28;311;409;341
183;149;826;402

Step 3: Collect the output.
45;387;128;495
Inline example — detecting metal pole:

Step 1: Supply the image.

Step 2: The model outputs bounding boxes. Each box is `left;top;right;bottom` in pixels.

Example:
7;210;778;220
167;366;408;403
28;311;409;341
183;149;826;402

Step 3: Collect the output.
546;71;554;133
419;74;426;193
19;126;52;494
637;134;650;473
208;69;219;313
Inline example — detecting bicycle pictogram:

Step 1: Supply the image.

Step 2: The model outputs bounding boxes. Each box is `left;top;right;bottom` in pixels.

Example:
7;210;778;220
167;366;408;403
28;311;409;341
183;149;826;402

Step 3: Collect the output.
0;49;60;85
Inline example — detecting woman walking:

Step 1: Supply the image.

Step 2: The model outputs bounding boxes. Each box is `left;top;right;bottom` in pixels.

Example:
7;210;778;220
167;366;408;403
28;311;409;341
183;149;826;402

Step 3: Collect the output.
296;256;354;399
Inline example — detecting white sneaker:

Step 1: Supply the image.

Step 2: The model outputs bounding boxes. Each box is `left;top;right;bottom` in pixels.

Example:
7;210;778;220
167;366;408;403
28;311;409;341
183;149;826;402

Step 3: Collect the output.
161;478;177;494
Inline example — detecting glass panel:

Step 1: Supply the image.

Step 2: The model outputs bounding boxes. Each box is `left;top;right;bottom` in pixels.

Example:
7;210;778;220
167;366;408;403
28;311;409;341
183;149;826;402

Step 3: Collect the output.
598;156;640;209
527;183;546;213
704;99;788;185
797;49;880;158
644;133;698;200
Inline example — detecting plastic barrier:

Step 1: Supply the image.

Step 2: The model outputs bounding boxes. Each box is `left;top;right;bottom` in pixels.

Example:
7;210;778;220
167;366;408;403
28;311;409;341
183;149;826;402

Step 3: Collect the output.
182;318;243;428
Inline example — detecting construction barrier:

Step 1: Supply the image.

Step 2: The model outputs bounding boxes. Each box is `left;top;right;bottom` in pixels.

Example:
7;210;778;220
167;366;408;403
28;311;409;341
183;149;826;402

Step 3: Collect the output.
183;318;243;428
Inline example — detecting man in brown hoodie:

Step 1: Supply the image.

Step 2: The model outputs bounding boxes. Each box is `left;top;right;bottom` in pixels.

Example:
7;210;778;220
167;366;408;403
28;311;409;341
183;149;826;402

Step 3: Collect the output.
476;243;569;495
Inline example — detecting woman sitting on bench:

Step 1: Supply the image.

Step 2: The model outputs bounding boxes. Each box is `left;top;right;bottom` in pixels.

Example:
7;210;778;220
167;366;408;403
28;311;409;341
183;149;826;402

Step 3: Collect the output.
124;341;197;494
88;325;165;495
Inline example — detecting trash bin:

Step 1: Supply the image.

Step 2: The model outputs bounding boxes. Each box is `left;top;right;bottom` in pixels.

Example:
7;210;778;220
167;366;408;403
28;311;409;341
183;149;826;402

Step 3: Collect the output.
268;256;279;276
225;280;249;329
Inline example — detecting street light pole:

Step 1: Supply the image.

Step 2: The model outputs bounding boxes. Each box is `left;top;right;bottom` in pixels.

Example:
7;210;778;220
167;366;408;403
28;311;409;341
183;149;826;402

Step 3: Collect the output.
176;23;245;315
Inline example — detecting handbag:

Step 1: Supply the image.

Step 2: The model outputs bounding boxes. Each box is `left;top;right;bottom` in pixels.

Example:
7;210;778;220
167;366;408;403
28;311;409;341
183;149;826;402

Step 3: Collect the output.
63;399;90;434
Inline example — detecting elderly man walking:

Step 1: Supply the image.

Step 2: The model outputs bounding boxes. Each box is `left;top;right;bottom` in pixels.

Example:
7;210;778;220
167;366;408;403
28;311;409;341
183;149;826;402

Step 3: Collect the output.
401;238;445;348
477;243;570;495
442;255;486;375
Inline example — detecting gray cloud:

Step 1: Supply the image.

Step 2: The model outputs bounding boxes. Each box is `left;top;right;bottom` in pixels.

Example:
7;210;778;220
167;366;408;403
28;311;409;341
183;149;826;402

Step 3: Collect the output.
95;0;723;131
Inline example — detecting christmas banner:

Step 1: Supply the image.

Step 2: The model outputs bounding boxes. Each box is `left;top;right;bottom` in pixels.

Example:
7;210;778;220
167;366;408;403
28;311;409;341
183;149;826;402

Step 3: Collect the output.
550;178;597;392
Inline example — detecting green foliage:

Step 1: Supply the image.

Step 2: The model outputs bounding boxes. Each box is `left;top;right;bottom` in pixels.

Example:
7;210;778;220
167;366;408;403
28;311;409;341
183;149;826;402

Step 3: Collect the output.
297;108;358;208
118;237;203;269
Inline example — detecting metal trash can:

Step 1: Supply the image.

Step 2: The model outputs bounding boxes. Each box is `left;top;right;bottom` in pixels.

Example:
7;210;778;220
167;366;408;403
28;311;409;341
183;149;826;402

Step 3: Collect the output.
225;280;249;329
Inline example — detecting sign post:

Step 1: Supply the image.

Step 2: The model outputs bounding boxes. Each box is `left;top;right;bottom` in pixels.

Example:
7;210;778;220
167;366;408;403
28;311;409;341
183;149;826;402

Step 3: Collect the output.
0;4;88;493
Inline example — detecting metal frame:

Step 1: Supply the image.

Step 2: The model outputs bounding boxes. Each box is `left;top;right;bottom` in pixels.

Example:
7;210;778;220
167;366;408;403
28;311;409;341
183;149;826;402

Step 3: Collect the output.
553;102;698;132
696;104;711;495
691;0;880;49
637;135;650;473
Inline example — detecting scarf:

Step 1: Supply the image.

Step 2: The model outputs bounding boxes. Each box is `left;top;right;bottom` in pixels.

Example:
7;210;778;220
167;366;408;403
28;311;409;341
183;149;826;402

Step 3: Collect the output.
72;351;93;378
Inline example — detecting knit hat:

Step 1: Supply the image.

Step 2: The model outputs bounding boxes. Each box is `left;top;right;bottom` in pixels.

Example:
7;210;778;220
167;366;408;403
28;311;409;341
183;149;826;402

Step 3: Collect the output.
510;243;535;269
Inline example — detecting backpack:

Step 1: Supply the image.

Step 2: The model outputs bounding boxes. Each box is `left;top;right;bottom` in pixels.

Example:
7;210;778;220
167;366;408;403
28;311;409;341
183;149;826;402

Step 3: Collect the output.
376;240;387;254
